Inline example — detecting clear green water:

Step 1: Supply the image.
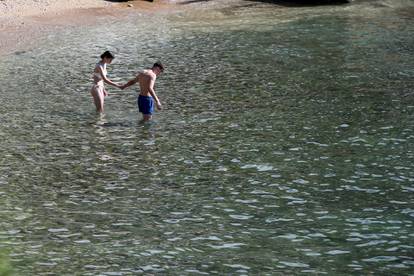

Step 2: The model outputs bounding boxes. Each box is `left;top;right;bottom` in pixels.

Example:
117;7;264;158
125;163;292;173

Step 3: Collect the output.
1;1;414;275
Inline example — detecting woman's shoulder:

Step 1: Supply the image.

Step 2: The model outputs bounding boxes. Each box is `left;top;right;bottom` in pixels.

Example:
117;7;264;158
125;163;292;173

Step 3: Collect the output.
95;63;107;73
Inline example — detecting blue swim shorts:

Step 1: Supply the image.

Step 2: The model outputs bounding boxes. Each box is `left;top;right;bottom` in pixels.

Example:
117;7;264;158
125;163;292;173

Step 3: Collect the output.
137;95;154;115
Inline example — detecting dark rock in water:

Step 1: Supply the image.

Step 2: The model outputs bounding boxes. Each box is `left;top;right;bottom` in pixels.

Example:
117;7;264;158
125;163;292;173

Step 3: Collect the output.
290;0;350;3
14;51;27;55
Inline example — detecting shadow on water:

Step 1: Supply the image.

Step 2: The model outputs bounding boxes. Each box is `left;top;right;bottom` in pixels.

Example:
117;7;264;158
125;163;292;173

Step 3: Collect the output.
100;121;135;128
86;114;157;129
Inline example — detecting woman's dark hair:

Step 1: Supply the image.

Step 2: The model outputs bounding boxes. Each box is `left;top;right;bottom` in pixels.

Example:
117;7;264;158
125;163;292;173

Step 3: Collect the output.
101;51;115;60
153;61;165;72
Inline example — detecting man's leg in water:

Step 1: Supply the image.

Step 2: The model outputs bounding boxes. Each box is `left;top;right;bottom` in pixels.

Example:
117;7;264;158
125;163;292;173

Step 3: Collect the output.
143;114;152;121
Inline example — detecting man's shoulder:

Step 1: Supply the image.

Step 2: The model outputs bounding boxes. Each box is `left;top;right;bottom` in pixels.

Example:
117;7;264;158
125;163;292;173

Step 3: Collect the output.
141;70;156;79
136;71;146;78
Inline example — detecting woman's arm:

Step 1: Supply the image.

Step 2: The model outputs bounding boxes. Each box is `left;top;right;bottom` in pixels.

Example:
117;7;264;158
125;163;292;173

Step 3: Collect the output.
97;66;121;88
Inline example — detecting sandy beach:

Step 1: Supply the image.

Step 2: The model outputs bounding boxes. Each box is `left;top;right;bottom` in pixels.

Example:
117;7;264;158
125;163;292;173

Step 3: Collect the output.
0;0;179;55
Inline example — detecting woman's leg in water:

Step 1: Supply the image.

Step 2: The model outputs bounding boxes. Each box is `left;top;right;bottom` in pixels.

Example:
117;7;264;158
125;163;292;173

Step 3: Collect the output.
91;86;105;113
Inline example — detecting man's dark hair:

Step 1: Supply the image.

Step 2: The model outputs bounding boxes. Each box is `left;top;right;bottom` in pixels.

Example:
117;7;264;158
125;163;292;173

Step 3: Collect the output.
101;51;115;60
153;62;165;72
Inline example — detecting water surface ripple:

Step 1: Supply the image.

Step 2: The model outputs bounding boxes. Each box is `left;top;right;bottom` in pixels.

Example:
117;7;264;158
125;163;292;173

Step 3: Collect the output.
1;1;414;275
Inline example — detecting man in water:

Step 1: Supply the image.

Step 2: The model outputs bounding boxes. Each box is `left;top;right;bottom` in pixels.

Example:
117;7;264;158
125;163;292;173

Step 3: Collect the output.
122;62;164;121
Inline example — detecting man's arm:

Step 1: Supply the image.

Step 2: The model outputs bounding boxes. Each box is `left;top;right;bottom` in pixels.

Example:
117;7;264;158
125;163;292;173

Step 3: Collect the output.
148;75;162;110
121;75;138;90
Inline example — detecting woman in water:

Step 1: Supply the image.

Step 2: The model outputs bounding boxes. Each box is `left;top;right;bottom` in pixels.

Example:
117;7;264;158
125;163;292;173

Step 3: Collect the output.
91;51;122;113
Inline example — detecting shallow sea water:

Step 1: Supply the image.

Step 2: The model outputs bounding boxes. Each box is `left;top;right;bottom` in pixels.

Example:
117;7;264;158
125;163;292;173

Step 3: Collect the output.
0;0;414;274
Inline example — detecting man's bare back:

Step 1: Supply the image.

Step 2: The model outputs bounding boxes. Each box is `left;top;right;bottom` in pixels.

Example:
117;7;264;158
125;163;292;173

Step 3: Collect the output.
121;62;164;121
137;69;156;97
